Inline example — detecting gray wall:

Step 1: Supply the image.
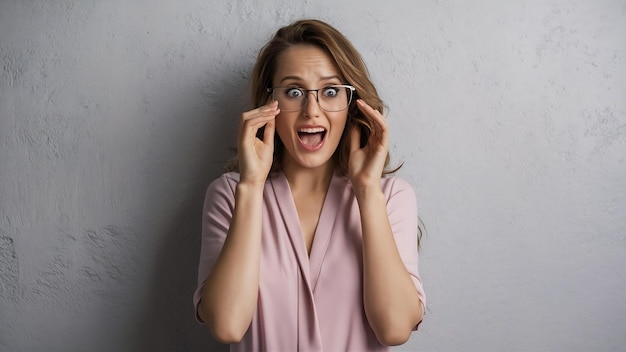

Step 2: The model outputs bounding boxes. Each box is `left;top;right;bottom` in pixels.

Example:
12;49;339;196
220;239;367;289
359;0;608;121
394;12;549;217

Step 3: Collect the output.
1;1;625;351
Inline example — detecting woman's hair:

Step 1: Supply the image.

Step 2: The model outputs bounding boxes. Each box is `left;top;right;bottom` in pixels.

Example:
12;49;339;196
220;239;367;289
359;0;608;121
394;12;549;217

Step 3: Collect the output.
226;19;399;176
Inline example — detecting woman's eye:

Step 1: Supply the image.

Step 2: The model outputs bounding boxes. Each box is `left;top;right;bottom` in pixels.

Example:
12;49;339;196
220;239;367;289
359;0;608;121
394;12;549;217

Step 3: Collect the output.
322;87;340;97
286;88;303;98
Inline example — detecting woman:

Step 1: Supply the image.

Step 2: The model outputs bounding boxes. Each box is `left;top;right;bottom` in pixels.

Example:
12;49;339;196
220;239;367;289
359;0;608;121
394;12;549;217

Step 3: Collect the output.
194;19;425;351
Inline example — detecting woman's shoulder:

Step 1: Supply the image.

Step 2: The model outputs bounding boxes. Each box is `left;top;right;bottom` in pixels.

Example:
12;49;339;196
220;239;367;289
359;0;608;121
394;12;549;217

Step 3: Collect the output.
380;175;415;194
205;172;241;196
218;171;241;184
208;171;276;192
378;176;418;212
209;171;240;185
333;173;415;196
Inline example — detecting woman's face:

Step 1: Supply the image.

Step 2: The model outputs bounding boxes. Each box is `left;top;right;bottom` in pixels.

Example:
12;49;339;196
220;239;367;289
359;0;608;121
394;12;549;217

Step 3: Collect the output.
272;44;349;171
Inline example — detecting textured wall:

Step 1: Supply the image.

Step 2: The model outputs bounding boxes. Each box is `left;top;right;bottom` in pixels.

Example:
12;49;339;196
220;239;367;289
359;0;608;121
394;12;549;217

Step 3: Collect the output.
1;1;625;351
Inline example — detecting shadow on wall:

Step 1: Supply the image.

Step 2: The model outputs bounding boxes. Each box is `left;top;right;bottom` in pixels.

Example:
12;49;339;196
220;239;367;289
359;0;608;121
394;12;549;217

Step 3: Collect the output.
131;66;251;351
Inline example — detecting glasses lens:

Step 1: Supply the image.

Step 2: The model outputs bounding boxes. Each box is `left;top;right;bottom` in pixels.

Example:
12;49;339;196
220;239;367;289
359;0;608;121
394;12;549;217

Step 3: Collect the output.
318;86;351;112
273;87;303;112
272;86;353;112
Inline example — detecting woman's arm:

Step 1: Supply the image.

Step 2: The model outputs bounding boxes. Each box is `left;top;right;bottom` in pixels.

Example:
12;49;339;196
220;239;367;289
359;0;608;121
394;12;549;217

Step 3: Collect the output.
350;100;423;345
197;102;279;343
198;182;265;343
357;185;423;346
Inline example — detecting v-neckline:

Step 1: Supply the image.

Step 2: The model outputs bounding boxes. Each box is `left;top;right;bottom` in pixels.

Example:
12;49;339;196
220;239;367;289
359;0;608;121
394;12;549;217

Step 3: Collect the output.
270;171;344;292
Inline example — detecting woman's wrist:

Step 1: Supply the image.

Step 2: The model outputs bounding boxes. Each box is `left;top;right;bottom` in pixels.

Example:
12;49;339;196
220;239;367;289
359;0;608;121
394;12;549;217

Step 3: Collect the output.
236;180;266;197
353;183;385;204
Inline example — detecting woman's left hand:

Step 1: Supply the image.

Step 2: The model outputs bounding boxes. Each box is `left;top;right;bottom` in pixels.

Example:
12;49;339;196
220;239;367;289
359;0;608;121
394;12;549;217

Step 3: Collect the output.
348;99;389;192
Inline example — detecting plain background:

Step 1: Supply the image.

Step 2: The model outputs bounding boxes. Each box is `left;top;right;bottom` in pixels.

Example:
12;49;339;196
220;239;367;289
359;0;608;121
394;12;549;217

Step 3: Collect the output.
1;1;625;351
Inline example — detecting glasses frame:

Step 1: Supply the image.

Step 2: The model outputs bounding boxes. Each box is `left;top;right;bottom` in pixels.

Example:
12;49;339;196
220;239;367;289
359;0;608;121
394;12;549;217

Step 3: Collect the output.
266;84;356;112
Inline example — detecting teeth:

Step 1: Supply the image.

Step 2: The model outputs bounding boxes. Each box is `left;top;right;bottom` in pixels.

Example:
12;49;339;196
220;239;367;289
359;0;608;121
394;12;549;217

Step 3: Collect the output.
298;127;325;133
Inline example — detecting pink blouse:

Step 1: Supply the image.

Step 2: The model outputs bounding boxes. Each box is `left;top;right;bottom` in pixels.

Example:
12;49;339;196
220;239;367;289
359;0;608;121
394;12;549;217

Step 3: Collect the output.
194;171;426;351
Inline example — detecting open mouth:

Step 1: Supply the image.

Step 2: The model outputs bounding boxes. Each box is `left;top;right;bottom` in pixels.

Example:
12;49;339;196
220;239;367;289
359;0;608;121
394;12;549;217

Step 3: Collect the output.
297;127;327;149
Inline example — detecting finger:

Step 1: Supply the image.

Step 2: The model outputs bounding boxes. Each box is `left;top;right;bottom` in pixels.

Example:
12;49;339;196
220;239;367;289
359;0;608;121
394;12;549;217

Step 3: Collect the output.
256;100;279;114
356;99;386;127
263;116;276;146
350;124;361;153
379;119;389;149
246;113;278;129
238;112;278;147
356;100;389;149
241;108;279;137
241;100;278;119
356;99;378;117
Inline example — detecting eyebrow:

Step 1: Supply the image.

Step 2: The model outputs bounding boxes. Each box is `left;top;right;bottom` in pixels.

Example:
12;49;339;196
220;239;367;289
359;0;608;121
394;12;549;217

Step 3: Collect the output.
279;75;343;84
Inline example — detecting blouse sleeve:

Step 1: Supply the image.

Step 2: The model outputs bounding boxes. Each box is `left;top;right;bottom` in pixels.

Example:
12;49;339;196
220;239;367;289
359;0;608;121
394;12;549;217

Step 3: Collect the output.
192;174;237;323
384;177;426;326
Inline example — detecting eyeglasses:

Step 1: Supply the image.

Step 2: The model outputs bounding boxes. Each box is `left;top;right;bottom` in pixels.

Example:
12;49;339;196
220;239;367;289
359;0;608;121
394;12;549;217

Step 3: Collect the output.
267;85;356;112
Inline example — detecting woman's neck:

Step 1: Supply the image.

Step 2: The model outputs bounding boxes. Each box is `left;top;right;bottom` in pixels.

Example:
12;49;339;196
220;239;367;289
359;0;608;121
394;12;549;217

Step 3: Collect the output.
282;160;335;194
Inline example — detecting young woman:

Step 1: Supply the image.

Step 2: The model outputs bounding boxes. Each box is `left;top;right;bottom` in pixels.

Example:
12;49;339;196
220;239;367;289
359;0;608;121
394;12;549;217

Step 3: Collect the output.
194;19;426;351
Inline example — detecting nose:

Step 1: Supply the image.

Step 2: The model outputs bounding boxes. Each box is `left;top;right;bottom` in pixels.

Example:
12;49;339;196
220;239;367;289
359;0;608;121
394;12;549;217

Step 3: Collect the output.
303;90;320;118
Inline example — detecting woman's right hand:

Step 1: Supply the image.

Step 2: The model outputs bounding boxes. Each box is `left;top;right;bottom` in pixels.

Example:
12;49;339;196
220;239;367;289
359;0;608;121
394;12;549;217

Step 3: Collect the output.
237;101;280;185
